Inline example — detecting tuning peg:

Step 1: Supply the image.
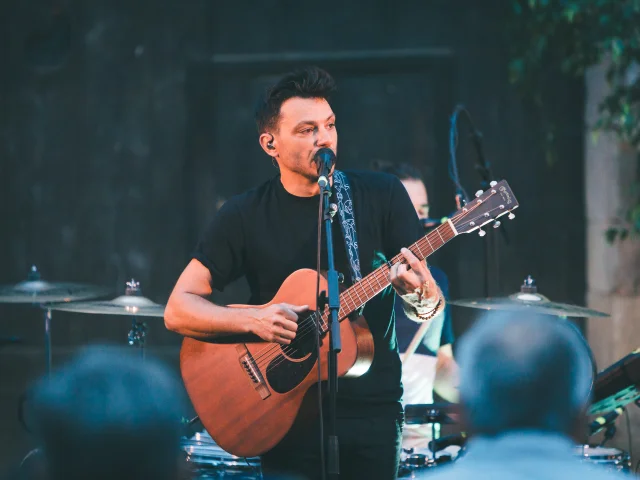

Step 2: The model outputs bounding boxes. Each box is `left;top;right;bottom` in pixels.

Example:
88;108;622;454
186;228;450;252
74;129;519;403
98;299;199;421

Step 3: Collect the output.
478;229;486;237
475;190;484;198
493;221;501;228
490;181;497;187
508;212;515;220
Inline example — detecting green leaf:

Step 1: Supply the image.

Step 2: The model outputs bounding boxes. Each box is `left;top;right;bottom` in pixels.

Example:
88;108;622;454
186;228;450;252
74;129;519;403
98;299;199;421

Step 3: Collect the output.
605;227;619;244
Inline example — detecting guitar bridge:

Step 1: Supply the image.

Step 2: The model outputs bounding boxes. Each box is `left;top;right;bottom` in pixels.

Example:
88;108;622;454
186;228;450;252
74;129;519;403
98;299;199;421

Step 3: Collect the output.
236;344;271;400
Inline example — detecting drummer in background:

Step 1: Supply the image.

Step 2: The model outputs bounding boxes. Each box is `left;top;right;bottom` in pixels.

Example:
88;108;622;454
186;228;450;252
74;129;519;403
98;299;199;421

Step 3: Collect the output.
421;312;627;480
372;162;459;450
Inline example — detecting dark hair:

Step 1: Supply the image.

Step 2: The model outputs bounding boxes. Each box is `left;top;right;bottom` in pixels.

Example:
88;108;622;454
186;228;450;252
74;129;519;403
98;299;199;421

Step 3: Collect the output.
30;347;186;480
255;66;337;133
371;161;423;182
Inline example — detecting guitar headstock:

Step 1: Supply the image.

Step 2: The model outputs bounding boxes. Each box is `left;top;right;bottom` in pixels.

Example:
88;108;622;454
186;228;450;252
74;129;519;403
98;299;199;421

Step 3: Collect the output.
450;180;519;236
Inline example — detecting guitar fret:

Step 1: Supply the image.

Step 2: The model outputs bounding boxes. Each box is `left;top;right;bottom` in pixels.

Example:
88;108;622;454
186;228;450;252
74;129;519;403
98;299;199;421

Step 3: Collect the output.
353;286;364;305
366;276;377;297
425;234;435;251
330;223;457;323
346;289;358;308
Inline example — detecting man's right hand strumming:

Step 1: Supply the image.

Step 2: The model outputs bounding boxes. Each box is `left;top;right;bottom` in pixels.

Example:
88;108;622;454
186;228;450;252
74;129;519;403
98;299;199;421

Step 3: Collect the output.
248;303;307;345
164;259;309;343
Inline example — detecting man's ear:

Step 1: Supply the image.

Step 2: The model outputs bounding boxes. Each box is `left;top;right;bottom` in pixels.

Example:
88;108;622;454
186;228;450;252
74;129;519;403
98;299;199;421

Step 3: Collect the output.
259;133;277;157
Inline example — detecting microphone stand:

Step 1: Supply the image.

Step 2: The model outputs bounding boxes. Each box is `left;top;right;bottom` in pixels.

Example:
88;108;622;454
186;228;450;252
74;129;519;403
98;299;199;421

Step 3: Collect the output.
319;174;342;479
470;130;509;297
450;105;509;298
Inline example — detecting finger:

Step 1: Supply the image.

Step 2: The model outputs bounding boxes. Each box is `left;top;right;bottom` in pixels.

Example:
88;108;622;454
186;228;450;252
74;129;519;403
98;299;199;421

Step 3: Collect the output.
275;318;299;332
275;327;296;340
401;248;423;271
396;263;410;278
280;303;309;313
398;270;422;289
274;335;291;345
279;308;300;322
388;262;397;280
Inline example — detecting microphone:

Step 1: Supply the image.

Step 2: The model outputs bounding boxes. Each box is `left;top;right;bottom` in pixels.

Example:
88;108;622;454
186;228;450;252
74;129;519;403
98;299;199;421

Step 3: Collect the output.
314;147;336;188
589;407;624;436
427;432;467;452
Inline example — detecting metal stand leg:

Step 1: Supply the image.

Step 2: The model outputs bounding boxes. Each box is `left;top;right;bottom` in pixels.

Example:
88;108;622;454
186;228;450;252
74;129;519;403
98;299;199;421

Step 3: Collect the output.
128;318;147;360
44;308;52;377
431;423;437;461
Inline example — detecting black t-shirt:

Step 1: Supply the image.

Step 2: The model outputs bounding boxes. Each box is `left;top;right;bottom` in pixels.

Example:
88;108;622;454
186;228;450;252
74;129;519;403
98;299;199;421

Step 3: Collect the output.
193;170;423;413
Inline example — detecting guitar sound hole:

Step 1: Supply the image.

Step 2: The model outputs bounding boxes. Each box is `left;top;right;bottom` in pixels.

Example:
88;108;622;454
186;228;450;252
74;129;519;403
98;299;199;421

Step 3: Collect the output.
282;311;318;360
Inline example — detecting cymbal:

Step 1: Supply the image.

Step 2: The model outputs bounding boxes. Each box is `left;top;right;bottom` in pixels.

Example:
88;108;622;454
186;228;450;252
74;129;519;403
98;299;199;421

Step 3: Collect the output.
404;403;460;425
0;266;109;304
48;279;164;318
49;295;164;317
449;275;609;318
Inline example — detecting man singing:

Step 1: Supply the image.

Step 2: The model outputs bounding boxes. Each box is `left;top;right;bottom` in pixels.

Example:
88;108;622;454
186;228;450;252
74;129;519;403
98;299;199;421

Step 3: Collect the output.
165;66;444;480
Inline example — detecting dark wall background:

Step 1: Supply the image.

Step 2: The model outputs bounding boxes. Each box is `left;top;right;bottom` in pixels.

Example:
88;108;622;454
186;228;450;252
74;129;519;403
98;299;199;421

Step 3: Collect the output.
0;0;585;467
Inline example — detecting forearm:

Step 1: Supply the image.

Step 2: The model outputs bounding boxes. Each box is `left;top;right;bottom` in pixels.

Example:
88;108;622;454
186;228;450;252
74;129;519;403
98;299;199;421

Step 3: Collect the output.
164;291;256;338
434;344;460;403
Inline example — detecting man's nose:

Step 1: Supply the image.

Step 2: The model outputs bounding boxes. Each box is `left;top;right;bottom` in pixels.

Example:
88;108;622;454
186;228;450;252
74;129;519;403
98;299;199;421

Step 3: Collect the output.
316;127;333;147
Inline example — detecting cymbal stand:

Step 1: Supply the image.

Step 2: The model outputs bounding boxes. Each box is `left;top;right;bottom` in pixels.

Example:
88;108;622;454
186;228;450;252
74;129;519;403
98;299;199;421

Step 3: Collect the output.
124;279;146;360
27;266;54;378
128;319;147;360
43;307;52;377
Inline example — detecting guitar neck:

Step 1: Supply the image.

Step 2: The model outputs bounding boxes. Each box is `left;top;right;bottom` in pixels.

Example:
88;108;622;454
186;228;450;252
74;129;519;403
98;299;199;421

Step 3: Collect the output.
318;220;457;333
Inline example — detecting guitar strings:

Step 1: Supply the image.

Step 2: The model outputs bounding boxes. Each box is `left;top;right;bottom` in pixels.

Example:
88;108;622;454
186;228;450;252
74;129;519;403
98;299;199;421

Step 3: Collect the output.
254;201;502;372
256;202;503;373
252;197;504;372
253;231;450;370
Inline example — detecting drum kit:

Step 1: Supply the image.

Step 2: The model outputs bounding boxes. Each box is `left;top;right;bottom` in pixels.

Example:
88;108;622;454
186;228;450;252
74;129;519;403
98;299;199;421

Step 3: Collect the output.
395;275;635;478
0;265;165;370
0;269;635;478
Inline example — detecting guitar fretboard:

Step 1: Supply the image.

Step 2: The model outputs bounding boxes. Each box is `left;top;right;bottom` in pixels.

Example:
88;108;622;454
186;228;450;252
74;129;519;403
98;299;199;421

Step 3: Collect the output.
318;220;457;333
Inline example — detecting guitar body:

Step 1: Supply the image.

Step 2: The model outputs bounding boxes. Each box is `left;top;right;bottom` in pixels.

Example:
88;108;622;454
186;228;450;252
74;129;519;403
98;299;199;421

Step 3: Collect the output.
180;269;375;457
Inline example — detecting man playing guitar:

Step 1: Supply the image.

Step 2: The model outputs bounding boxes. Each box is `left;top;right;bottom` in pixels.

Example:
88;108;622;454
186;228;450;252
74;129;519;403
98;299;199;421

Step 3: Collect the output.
165;66;444;480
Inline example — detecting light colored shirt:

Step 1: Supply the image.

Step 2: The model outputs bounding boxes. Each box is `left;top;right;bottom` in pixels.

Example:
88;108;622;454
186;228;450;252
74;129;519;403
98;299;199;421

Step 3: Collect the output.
400;353;437;450
416;431;632;480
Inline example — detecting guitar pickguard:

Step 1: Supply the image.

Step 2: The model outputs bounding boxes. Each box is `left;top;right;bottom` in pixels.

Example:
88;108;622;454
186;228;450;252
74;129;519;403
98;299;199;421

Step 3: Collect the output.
265;311;319;394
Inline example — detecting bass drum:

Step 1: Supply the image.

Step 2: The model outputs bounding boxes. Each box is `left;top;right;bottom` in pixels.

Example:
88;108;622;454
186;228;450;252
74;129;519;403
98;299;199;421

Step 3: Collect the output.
573;445;631;473
181;430;262;479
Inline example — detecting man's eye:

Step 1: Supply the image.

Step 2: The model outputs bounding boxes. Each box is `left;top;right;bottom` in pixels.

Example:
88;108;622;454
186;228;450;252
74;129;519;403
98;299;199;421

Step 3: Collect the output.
328;123;336;129
301;128;313;134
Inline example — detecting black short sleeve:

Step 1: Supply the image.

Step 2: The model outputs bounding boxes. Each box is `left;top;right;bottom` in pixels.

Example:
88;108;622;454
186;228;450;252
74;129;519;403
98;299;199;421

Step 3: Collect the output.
192;199;245;292
383;176;424;258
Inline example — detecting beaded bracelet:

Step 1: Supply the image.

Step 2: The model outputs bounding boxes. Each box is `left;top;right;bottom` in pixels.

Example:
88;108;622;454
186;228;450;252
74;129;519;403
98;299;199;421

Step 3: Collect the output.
415;293;444;321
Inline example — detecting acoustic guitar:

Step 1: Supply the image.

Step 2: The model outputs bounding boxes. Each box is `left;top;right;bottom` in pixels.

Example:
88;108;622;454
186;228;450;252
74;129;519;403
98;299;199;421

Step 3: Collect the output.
180;181;519;457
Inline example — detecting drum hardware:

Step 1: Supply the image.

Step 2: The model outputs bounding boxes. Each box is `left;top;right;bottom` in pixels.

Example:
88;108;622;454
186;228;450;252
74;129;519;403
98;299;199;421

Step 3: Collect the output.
573;445;631;473
48;278;165;360
181;430;262;479
450;275;600;380
588;349;640;416
0;265;109;375
404;403;459;462
449;275;610;318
